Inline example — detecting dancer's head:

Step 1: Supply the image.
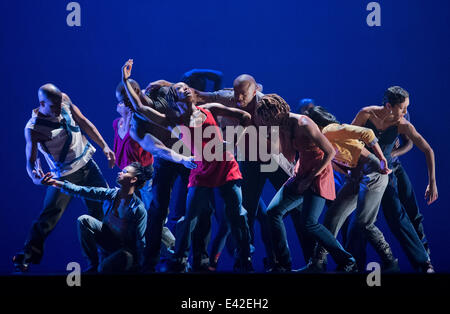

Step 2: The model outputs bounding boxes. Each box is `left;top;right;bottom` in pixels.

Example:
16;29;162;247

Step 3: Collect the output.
165;82;195;118
116;162;153;190
383;86;409;120
255;94;291;127
295;98;315;114
303;106;339;129
116;79;140;115
233;74;258;109
38;83;63;116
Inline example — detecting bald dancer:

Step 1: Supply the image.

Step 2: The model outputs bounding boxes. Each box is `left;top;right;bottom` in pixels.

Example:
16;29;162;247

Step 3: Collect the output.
13;84;114;272
192;75;312;270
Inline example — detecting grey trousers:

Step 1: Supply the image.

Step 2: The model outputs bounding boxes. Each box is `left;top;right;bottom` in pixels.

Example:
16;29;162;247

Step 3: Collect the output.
320;154;393;269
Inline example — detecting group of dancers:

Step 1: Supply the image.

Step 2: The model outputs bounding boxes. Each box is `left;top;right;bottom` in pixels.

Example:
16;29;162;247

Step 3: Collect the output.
12;59;438;274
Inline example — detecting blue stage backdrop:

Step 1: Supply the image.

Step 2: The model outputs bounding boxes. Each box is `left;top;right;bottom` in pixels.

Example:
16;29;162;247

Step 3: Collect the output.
0;0;449;273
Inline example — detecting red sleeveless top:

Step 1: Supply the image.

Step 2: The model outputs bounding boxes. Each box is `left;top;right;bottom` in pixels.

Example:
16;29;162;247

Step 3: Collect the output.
180;106;242;188
280;119;335;201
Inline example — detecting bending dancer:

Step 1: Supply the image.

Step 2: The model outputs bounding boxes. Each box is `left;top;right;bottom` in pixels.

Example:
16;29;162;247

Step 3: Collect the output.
303;106;398;272
255;95;357;272
352;86;437;273
121;59;253;272
193;75;294;270
116;79;210;272
41;162;151;273
13;84;114;272
113;84;176;254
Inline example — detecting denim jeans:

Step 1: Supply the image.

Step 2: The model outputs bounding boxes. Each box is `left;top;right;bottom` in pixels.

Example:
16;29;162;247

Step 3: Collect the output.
266;186;354;269
381;172;430;269
174;180;251;266
22;159;107;263
323;155;392;269
77;215;136;273
143;157;210;270
239;161;312;264
392;160;429;253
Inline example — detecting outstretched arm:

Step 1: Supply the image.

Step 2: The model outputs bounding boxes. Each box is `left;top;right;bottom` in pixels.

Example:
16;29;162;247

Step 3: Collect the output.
130;129;197;170
199;103;251;126
399;121;438;204
41;173;114;201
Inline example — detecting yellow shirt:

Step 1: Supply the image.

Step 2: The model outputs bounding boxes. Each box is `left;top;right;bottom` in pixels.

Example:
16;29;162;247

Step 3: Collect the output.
322;123;378;168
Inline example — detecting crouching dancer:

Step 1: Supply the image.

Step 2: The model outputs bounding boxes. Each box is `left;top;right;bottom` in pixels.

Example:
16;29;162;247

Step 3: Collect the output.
41;162;152;273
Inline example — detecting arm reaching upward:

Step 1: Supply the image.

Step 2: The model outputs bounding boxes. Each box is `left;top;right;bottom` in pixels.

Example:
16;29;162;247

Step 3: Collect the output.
121;59;170;129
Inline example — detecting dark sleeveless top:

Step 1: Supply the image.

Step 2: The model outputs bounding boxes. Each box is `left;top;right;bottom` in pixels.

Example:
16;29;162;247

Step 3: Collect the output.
364;119;398;166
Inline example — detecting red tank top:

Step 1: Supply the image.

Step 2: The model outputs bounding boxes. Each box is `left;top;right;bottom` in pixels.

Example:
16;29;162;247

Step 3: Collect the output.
113;118;153;170
283;120;335;201
180;107;242;188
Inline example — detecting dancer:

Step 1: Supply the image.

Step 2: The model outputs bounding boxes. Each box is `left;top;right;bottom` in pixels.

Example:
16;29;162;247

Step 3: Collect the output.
255;94;357;272
121;59;253;272
116;79;210;272
13;84;114;272
352;86;437;272
114;83;176;253
303;106;398;272
41;162;151;273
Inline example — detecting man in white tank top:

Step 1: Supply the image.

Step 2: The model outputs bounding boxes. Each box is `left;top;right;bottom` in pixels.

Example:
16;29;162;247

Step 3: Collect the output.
13;83;116;273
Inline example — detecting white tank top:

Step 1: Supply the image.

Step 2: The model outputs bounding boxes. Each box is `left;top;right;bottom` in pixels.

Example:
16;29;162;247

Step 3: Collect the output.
26;102;96;178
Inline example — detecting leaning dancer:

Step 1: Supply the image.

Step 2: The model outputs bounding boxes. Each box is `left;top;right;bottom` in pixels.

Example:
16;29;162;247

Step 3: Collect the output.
122;59;253;272
116;79;210;272
352;86;437;273
256;95;357;272
302;106;398;272
13;84;114;272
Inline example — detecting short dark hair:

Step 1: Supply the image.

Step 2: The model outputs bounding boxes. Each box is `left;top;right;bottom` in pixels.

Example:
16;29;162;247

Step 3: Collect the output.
303;106;339;128
116;79;140;111
382;86;409;107
129;162;153;190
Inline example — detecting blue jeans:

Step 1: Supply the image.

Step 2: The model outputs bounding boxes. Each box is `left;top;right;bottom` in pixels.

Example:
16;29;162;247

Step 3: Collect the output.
143;157;211;270
381;172;430;269
22;159;107;264
174;180;251;266
392;160;429;253
266;186;354;269
239;161;312;264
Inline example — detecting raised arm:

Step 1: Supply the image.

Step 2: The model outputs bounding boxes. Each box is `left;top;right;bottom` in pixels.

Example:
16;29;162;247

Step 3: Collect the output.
399;121;438;204
121;59;170;129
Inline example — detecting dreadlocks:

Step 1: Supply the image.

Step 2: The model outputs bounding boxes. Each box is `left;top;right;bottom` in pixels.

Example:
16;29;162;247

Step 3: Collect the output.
256;93;291;126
